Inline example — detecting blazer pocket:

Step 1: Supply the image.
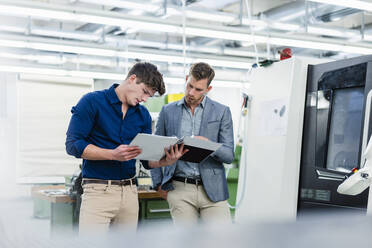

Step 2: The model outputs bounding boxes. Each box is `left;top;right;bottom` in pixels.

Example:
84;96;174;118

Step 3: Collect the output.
208;120;219;124
212;168;223;175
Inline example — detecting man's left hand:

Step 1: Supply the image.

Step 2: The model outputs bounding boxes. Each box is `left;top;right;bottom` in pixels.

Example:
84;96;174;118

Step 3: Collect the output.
159;143;189;166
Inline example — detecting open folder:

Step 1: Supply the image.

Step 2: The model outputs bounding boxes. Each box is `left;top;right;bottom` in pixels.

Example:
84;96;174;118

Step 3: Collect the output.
129;133;222;163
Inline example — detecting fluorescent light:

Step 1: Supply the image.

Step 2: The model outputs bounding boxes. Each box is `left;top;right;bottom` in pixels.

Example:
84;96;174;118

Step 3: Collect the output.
0;2;289;43
81;0;236;23
0;64;124;80
269;37;344;51
0;37;252;69
241;19;267;28
32;28;100;41
0;64;246;87
79;0;160;12
0;5;76;21
0;2;180;33
178;8;236;23
307;26;356;38
310;0;372;12
0;52;123;67
76;14;181;33
279;10;306;21
269;37;372;55
0;52;66;64
79;0;367;41
0;25;25;33
0;38;116;57
0;24;269;59
185;27;254;41
223;48;270;58
1;1;372;58
270;22;299;31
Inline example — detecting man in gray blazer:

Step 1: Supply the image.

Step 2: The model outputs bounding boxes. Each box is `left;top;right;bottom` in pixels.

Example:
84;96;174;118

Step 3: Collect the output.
149;62;234;225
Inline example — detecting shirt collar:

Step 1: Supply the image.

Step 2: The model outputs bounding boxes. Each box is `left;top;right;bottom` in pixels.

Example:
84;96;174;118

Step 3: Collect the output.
105;83;140;109
106;84;121;105
177;95;207;108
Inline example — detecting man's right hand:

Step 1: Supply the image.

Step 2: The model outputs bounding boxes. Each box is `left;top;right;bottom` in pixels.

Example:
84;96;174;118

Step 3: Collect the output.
111;145;142;161
157;186;168;200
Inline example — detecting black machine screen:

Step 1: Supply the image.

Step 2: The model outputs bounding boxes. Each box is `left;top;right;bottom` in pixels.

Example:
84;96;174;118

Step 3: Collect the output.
326;87;364;172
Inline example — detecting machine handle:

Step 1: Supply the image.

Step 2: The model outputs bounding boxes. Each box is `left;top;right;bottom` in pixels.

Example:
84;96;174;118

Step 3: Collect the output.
361;90;372;167
316;170;345;181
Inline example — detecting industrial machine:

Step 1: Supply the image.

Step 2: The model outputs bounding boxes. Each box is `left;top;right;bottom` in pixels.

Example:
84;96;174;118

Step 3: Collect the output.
298;55;372;214
235;57;316;222
235;55;372;223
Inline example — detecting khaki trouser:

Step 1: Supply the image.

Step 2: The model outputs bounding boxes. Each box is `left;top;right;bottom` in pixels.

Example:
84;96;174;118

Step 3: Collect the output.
79;181;138;235
167;180;231;226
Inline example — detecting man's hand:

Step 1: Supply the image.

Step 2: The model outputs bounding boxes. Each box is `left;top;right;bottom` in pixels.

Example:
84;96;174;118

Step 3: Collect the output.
157;186;168;200
194;136;209;141
148;143;188;168
111;145;142;161
159;143;188;166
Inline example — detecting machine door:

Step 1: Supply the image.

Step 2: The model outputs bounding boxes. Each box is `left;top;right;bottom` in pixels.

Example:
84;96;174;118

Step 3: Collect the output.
299;57;372;214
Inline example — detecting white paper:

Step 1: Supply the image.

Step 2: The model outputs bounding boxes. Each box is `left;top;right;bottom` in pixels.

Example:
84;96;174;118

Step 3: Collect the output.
130;133;222;161
130;133;178;160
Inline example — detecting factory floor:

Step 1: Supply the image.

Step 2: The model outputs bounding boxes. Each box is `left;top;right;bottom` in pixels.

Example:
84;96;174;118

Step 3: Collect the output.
2;185;372;248
0;186;51;247
0;185;173;247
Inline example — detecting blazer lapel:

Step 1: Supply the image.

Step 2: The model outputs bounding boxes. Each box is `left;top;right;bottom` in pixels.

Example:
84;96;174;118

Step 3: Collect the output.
199;96;213;137
172;102;183;138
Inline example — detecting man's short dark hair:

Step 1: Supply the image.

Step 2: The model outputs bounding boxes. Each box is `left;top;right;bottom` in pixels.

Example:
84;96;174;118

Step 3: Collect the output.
126;62;165;95
189;62;215;86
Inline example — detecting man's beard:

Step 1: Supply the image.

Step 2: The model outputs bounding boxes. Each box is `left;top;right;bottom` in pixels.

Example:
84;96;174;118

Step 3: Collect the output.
186;96;198;104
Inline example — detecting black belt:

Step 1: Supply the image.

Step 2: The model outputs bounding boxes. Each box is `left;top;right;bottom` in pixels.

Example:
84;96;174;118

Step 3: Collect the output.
82;178;137;186
173;176;203;186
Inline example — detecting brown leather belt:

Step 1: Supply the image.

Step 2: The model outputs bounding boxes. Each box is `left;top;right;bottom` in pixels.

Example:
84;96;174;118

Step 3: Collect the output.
82;178;137;186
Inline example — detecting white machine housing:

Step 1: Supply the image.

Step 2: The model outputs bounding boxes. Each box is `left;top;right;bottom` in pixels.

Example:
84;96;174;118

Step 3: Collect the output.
235;57;322;223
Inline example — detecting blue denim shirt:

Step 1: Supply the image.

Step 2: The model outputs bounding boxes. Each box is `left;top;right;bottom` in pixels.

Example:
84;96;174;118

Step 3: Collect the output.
65;84;151;180
174;97;206;179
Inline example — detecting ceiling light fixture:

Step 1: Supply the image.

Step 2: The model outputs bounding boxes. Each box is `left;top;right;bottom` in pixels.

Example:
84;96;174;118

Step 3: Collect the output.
268;36;372;54
0;64;247;88
79;0;236;23
310;0;372;12
78;0;161;13
0;1;371;58
0;25;269;59
0;36;253;69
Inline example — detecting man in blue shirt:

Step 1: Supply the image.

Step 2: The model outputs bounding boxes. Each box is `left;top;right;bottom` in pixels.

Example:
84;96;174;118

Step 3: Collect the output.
66;62;187;234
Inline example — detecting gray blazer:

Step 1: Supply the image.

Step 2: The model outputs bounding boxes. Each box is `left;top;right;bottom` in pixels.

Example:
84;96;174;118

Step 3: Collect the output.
150;96;234;202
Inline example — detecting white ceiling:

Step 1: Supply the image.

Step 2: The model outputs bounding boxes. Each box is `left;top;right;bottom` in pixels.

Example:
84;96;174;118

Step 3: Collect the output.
0;0;372;83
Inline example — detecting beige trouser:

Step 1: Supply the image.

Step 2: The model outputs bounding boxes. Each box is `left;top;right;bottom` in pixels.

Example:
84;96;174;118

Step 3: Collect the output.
79;181;138;235
167;180;231;226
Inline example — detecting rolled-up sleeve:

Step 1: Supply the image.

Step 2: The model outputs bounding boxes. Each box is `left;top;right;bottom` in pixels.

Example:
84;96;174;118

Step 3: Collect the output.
65;93;96;158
